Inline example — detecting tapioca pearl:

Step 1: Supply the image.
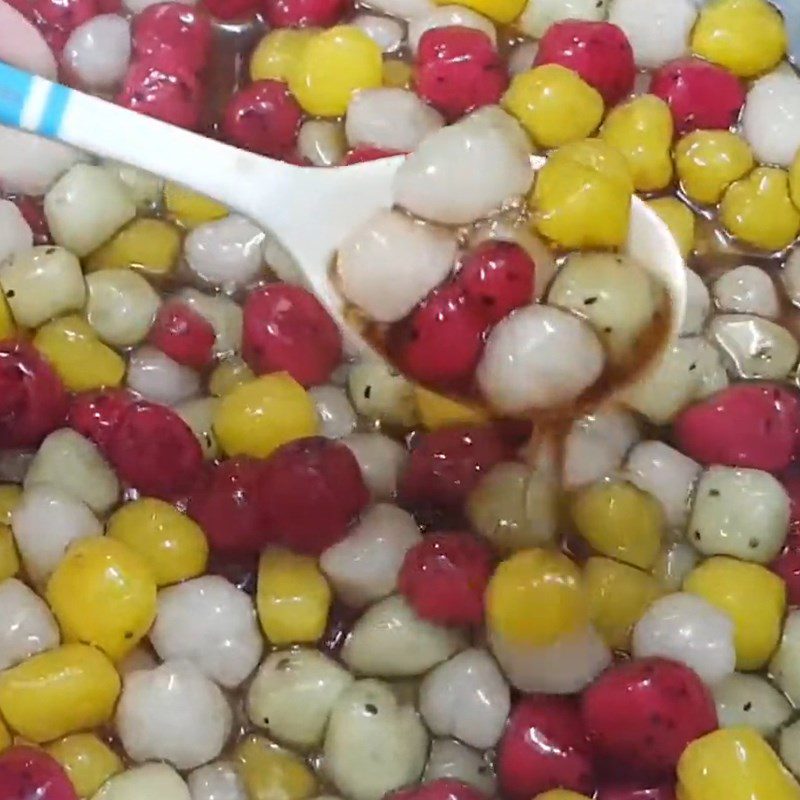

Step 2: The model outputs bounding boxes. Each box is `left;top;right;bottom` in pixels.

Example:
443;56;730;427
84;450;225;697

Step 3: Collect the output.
408;6;496;53
682;268;711;336
508;41;537;76
347;359;418;426
608;0;697;68
0;127;87;196
624;440;700;530
345;89;444;152
320;503;421;609
93;763;191;800
176;398;220;460
770;610;800;704
694;338;730;399
149;576;262;689
394;106;534;226
466;462;558;552
0;245;85;328
351;13;404;52
742;71;800;168
713;673;792;736
0;578;59;670
11;484;101;587
424;739;496;795
24;429;119;515
0;201;32;264
477;305;605;415
688;466;790;563
419;648;510;749
102;160;163;210
246;648;354;749
708;314;799;381
126;346;200;407
621;337;724;424
562;408;640;491
44;164;136;258
116;660;232;771
184;215;265;292
358;0;433;18
188;762;247;800
324;679;428;800
124;0;197;11
178;288;243;357
651;541;699;592
780;719;800;779
632;592;736;685
547;252;663;365
342;594;466;677
784;248;800;305
342;432;408;500
309;385;357;439
85;269;160;348
296;120;346;167
516;0;608;38
489;624;611;694
712;265;780;318
63;15;131;91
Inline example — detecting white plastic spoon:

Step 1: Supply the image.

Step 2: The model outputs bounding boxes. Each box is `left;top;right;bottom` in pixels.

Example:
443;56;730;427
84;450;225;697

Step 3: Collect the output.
0;60;687;409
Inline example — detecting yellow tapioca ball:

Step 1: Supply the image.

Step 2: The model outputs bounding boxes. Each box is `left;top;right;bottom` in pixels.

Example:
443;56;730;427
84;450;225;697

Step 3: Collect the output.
434;0;526;24
646;197;697;259
85;218;182;277
46;733;123;797
164;183;228;230
250;29;316;82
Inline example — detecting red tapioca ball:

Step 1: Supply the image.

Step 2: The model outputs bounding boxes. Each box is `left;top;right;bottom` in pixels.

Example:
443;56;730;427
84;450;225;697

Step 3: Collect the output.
262;0;348;28
0;746;78;800
132;3;213;74
67;388;135;455
149;300;216;370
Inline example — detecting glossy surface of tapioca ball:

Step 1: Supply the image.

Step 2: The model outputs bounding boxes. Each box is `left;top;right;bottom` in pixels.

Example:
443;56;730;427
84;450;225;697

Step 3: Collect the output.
249;28;315;82
743;69;800;169
310;385;357;439
61;14;131;92
147;299;215;370
131;4;213;74
0;200;33;267
414;27;509;122
0;746;79;800
647;197;697;261
0;577;59;671
262;0;348;28
423;738;496;792
769;610;800;705
649;57;745;135
86;217;182;277
408;6;497;54
712;672;793;736
477;305;605;414
92;763;191;799
46;733;123;798
179;288;243;357
347;358;418;427
187;761;246;800
233;734;317;800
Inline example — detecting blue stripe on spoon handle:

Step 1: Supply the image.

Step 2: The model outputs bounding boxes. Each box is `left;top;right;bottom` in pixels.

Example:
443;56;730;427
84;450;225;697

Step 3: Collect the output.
0;61;71;136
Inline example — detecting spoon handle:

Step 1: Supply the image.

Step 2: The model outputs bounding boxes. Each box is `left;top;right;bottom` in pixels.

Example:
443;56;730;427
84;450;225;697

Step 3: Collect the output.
0;61;300;215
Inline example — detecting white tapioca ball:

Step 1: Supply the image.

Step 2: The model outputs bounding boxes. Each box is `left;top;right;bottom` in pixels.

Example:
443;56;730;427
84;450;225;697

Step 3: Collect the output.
688;466;789;563
742;70;800;168
102;161;163;209
423;739;496;794
342;432;408;500
188;762;246;800
0;200;32;264
770;610;800;704
651;541;699;592
24;429;119;514
608;0;696;68
624;440;700;530
419;648;510;749
149;576;263;689
707;314;798;381
489;625;611;694
85;268;161;347
337;210;457;324
0;245;86;328
548;252;663;364
0;127;86;196
11;484;101;587
324;678;428;800
310;385;357;439
246;648;354;749
351;13;404;51
347;359;418;426
781;719;800;778
298;120;347;167
632;592;735;685
682;268;711;336
360;0;433;18
712;673;792;736
408;6;496;52
562;408;640;491
44;164;136;258
177;397;220;460
320;504;421;608
346;89;444;152
395;107;534;225
92;764;190;800
694;338;730;399
477;305;605;414
784;248;800;305
0;577;60;670
127;346;201;406
713;265;779;319
342;594;466;677
518;0;608;37
185;215;265;292
179;289;243;357
63;15;131;91
116;660;232;770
